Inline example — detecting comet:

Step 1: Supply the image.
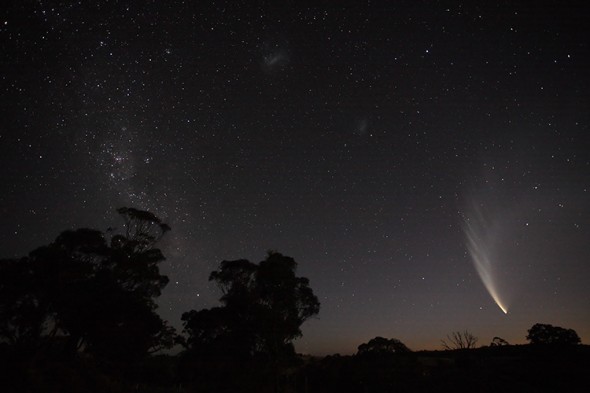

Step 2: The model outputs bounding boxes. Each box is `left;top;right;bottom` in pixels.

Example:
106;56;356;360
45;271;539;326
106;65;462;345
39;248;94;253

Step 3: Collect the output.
463;205;509;314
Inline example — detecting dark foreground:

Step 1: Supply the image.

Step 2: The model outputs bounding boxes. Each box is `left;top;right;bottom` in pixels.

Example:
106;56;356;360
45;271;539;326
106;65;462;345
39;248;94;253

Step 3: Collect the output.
2;344;590;392
305;345;590;393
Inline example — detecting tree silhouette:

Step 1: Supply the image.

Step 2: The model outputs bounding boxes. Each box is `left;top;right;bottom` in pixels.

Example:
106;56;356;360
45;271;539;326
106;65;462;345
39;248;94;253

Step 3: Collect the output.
180;251;320;391
526;323;581;345
357;336;411;355
441;330;478;350
0;257;46;352
490;336;510;346
211;252;319;358
0;207;174;361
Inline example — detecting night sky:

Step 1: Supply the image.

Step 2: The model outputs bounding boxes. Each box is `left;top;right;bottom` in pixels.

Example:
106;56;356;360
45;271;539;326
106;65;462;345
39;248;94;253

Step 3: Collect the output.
1;1;589;355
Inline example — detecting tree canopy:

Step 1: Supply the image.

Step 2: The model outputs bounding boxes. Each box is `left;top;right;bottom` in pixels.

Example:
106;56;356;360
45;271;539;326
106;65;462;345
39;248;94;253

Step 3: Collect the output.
182;252;319;357
357;336;411;355
180;252;320;390
526;323;581;346
0;207;174;360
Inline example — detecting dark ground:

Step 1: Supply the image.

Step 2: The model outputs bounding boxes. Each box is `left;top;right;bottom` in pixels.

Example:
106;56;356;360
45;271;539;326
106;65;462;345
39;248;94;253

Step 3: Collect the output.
3;344;590;392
